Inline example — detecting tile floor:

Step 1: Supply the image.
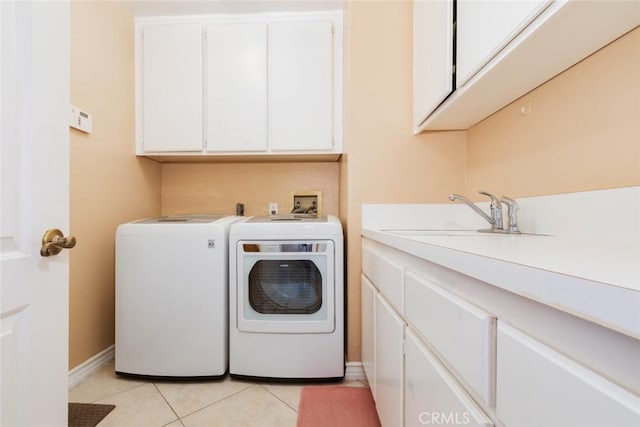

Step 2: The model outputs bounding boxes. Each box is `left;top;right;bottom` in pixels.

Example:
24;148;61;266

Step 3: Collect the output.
69;362;368;427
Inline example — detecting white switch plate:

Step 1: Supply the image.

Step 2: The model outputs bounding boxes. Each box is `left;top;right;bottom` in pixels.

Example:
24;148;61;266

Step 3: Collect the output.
269;202;278;215
70;105;92;133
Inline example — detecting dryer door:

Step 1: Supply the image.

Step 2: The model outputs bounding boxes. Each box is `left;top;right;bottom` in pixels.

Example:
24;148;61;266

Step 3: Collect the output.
237;241;335;333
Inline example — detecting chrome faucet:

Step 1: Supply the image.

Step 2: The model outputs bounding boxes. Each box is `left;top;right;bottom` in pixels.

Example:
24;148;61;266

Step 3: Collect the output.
500;196;521;234
449;191;503;232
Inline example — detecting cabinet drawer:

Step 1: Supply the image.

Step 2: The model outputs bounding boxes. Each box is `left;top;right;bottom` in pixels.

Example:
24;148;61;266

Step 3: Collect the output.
362;247;403;313
497;321;640;427
405;271;496;405
405;329;493;427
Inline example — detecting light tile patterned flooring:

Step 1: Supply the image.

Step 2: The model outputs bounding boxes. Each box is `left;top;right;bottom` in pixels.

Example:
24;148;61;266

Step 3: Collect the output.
69;362;368;427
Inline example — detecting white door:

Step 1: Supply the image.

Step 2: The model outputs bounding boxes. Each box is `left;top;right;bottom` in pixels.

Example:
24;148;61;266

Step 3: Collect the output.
268;21;334;151
206;23;268;152
1;2;71;426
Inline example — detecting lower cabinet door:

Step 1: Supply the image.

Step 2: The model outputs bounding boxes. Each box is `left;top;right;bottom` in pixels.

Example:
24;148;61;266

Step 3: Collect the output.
375;294;405;427
361;275;376;396
496;321;640;427
405;329;494;427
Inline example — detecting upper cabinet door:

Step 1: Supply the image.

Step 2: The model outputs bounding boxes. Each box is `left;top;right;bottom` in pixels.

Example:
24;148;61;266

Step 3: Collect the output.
413;0;454;130
206;23;268;152
268;21;334;151
142;23;203;152
456;0;551;88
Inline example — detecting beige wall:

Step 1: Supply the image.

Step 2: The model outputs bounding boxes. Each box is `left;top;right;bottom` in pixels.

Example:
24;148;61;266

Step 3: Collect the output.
69;2;639;369
70;1;161;369
161;163;339;216
159;1;468;364
342;1;468;361
467;28;640;199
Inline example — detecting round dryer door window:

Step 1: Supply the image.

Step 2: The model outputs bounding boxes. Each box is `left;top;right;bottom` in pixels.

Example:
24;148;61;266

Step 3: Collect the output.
248;260;322;314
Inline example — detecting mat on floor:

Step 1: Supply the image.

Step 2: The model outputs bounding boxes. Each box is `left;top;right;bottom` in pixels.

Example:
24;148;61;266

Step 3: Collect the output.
68;402;115;427
297;385;381;427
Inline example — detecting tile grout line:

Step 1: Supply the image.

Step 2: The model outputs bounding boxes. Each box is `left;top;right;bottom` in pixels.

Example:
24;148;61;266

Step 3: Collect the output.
175;383;258;420
259;384;300;414
153;383;182;425
162;418;185;427
87;381;147;404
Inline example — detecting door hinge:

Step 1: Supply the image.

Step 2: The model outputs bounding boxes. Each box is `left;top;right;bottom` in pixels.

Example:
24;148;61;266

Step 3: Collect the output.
402;337;406;356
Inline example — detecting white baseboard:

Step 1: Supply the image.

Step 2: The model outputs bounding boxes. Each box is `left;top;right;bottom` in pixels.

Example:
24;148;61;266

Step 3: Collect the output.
345;361;366;381
69;350;365;386
68;345;115;389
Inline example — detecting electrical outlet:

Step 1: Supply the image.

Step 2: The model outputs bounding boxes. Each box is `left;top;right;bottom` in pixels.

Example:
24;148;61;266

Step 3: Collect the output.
269;202;278;216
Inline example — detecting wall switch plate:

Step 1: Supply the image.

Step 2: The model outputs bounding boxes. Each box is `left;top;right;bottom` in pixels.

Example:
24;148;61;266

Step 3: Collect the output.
70;105;92;133
269;202;278;215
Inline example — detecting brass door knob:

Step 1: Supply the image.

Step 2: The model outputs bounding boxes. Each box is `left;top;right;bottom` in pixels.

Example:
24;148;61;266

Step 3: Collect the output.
41;229;77;257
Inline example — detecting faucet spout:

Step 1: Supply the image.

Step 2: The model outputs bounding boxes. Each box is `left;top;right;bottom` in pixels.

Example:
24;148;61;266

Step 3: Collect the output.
448;194;495;226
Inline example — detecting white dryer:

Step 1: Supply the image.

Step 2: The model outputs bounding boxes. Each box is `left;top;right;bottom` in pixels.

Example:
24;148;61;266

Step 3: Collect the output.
115;215;241;379
229;215;344;380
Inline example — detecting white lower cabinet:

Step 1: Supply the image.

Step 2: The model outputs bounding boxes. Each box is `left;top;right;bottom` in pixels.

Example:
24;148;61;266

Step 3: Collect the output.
405;271;496;406
362;246;404;314
496;321;640;427
361;275;376;398
361;238;640;427
405;329;494;427
374;294;405;427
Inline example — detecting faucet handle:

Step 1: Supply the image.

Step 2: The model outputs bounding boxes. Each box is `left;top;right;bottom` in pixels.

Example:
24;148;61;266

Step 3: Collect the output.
478;190;501;208
478;190;503;230
500;196;519;211
500;196;521;234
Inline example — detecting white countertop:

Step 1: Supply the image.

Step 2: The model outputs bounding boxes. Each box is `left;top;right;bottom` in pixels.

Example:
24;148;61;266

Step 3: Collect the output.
361;188;640;340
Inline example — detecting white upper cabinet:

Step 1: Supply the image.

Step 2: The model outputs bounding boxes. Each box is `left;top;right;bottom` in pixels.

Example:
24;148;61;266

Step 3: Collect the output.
456;0;551;88
141;23;203;152
136;12;343;160
206;23;268;152
413;0;454;130
269;21;334;151
414;0;640;132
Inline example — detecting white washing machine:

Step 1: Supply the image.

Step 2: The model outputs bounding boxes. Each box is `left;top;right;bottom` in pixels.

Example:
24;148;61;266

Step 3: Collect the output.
115;215;241;379
229;215;344;380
